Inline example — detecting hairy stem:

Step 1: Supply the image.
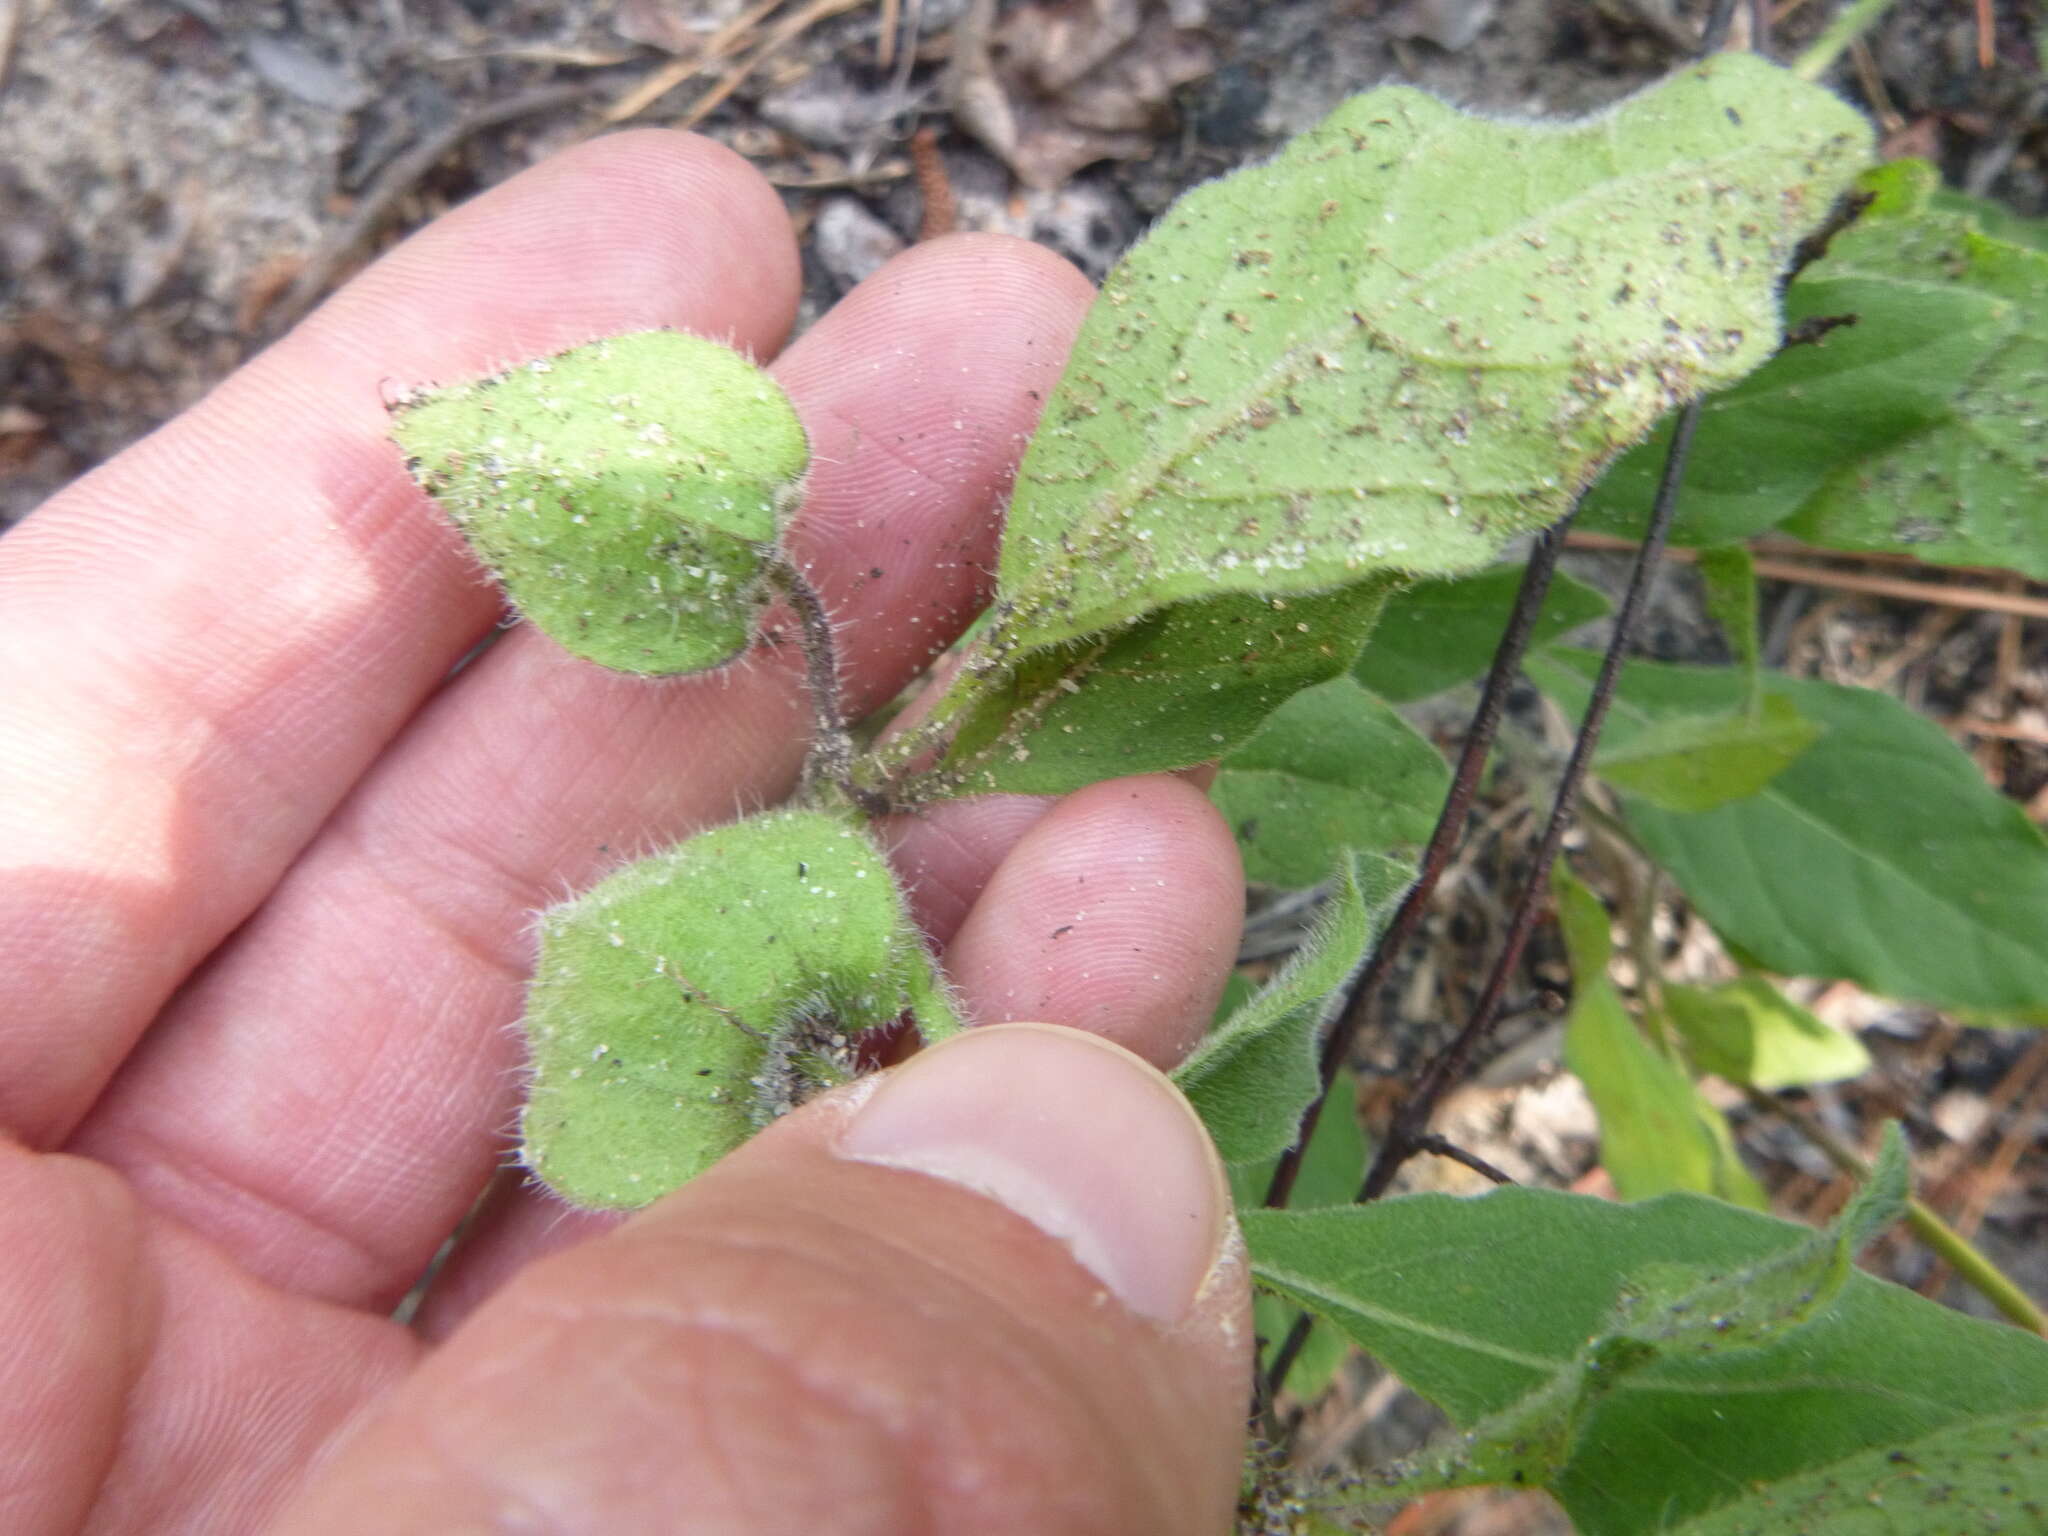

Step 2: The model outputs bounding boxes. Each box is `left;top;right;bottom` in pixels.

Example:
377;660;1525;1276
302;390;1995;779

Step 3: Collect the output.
1263;400;1704;1403
772;555;889;815
1259;522;1574;1211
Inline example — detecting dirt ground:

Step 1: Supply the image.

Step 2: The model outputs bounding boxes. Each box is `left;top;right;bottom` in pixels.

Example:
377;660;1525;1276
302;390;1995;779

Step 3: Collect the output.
5;0;2043;522
5;1;2046;1525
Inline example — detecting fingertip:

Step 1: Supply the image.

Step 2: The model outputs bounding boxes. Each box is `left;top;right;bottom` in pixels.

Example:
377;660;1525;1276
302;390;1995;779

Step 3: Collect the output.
946;774;1245;1068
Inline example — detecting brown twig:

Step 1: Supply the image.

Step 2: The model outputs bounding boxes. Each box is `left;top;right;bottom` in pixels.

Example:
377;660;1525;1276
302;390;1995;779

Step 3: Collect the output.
678;0;875;134
1565;532;2048;622
877;0;900;67
601;0;785;125
1264;402;1707;1403
1412;1135;1514;1186
1919;1034;2048;1297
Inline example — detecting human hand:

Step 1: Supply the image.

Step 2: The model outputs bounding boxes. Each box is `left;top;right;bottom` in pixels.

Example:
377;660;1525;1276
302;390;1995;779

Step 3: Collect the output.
0;134;1250;1533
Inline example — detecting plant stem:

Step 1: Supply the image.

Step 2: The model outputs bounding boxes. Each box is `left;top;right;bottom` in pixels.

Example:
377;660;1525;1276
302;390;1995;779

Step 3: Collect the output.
1259;522;1574;1211
1263;400;1703;1403
1791;0;1903;80
1365;399;1702;1201
1745;1087;2048;1336
773;555;888;815
851;628;1016;803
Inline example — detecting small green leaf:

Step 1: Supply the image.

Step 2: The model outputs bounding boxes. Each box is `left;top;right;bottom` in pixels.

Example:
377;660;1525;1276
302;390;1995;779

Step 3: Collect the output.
520;809;926;1208
1352;564;1610;703
933;583;1387;799
1212;676;1448;887
1663;974;1870;1089
1242;1170;2048;1534
1593;693;1822;812
1532;650;2048;1012
392;330;807;675
992;55;1871;648
1175;853;1409;1167
1556;867;1766;1208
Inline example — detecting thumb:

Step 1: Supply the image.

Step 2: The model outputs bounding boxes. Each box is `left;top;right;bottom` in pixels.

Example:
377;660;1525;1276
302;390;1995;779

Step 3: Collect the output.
276;1025;1250;1535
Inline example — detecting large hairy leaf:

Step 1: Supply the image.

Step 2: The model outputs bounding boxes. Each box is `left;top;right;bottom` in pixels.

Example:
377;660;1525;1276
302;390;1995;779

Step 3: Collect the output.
989;55;1870;649
1212;676;1448;887
1358;1129;1906;1506
1532;651;2048;1012
1243;1163;2048;1533
1581;160;2048;569
1664;1407;2048;1534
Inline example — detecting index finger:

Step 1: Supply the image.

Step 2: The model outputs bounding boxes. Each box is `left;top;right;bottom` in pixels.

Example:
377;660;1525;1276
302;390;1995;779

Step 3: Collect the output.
0;131;801;1146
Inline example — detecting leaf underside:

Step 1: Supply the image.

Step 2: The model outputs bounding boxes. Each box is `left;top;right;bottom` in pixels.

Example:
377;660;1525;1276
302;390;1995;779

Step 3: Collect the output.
938;582;1388;797
992;54;1872;650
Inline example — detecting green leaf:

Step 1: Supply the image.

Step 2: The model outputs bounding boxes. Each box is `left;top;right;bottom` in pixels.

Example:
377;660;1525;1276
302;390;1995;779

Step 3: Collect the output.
1242;1165;2048;1533
392;330;807;675
1663;1406;2048;1534
1532;650;2048;1012
1175;853;1409;1167
990;55;1872;649
1352;564;1609;703
933;583;1387;798
1582;159;2048;573
1593;692;1822;812
1929;181;2048;251
1696;543;1760;703
1229;1069;1371;1401
1778;192;2048;577
1212;677;1448;887
1369;1127;1906;1503
1663;973;1870;1089
1556;866;1766;1208
520;810;928;1208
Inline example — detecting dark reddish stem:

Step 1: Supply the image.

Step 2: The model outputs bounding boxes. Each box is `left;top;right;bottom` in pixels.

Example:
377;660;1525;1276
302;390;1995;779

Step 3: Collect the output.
1262;398;1705;1403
